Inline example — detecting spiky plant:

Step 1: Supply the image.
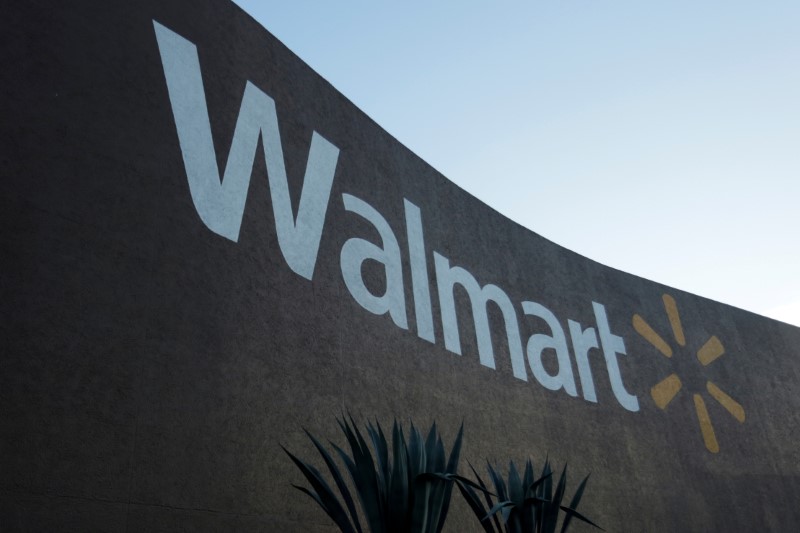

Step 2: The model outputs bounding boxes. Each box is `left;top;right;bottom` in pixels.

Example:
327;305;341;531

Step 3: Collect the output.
283;415;463;533
454;458;602;533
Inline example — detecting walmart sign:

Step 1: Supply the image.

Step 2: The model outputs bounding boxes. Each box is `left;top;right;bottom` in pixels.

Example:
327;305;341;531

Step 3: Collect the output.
154;21;640;413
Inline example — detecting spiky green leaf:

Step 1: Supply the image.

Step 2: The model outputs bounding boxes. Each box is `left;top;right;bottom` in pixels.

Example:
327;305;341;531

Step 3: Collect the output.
559;505;603;531
303;430;364;533
283;447;357;533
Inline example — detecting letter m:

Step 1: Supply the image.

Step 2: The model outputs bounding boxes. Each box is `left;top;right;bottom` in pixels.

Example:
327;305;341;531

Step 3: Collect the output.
434;253;527;381
153;21;339;280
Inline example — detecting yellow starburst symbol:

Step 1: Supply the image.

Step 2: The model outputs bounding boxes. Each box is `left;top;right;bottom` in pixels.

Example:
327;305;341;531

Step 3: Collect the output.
632;294;745;453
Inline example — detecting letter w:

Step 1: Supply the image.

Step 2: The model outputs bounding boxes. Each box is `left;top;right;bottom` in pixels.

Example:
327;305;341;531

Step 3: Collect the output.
153;21;339;280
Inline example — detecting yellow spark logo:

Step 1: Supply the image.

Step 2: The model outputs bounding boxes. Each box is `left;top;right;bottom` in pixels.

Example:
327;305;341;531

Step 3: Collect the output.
633;294;745;453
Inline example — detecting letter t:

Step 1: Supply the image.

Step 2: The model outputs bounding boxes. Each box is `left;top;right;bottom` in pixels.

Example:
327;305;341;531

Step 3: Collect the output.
593;302;640;412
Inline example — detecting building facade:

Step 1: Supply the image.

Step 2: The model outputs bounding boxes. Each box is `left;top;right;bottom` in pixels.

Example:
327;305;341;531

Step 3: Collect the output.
2;1;799;530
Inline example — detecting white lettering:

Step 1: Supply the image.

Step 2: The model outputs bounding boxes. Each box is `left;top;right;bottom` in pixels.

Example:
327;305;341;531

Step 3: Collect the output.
593;302;640;412
154;21;644;413
404;199;435;342
340;194;408;330
434;253;527;380
568;319;600;402
523;302;578;396
153;21;338;280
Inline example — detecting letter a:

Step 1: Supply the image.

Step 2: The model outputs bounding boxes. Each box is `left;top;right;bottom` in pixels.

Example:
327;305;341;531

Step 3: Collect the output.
340;194;408;330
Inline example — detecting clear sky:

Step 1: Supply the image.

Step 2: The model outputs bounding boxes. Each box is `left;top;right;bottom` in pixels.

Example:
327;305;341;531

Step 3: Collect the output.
231;1;799;327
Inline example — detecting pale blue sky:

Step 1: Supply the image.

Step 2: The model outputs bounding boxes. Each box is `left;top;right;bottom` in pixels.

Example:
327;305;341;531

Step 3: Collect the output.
232;1;799;327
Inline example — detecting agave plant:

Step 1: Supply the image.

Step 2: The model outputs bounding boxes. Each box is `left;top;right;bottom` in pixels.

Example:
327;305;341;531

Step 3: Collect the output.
283;415;463;533
453;458;602;533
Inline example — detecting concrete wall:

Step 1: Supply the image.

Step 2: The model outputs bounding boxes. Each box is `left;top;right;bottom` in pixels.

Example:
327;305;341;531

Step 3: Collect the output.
2;1;799;531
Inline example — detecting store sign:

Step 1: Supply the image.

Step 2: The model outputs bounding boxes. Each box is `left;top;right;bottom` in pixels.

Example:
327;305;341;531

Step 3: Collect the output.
154;21;749;451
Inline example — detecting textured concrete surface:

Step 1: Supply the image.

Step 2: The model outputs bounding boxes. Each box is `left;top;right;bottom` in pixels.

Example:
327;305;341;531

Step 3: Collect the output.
2;0;799;531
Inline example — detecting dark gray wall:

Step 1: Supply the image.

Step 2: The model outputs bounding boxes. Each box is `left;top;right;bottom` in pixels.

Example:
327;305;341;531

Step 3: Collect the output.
2;1;799;531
